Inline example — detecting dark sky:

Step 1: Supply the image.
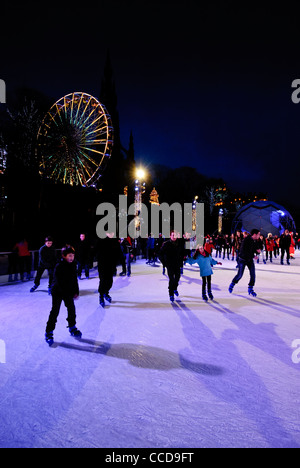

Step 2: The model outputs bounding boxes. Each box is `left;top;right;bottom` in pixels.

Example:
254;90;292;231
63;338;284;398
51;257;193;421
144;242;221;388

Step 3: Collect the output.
2;1;300;209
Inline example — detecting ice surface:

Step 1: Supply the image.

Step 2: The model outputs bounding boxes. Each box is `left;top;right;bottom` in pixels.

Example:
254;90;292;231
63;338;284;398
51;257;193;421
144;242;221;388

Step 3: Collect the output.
0;253;300;448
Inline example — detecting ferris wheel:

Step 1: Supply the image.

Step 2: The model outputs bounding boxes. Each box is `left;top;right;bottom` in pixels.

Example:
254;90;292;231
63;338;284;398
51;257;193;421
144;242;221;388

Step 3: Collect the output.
37;92;113;187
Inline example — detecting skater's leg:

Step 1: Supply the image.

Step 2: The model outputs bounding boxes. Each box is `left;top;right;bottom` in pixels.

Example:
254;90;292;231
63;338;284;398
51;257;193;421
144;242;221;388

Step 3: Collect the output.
174;267;180;294
229;259;246;293
202;276;208;300
247;261;256;287
48;268;54;289
232;259;246;284
46;294;62;333
34;267;45;287
167;266;175;297
207;276;213;299
63;296;76;329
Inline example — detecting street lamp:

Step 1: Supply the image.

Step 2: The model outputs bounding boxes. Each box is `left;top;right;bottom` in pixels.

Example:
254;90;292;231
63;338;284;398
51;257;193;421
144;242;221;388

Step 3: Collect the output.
192;196;198;232
135;168;146;231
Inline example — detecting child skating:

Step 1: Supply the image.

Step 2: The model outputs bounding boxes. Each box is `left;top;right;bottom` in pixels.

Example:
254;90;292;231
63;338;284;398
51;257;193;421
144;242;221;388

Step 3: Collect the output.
187;245;222;301
45;245;82;346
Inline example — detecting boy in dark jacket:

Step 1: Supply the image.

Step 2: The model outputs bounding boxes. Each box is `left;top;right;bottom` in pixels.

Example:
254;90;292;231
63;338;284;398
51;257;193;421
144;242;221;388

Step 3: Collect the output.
45;246;82;346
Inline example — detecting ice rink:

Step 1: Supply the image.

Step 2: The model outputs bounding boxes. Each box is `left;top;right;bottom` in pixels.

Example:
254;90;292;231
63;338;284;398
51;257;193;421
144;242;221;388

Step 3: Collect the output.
0;253;299;448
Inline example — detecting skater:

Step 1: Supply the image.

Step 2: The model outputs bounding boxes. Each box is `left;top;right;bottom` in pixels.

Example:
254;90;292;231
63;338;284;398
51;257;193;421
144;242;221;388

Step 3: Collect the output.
120;236;133;277
14;238;32;281
228;229;261;297
279;229;291;265
265;233;275;262
95;232;122;307
45;245;81;346
186;245;222;301
256;234;266;264
159;230;182;302
30;236;57;294
76;233;91;279
146;234;155;264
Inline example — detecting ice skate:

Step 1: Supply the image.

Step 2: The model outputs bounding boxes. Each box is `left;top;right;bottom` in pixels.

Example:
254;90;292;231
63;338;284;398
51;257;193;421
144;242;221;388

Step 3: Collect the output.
169;295;174;303
69;326;82;339
208;290;214;300
174;290;179;297
104;293;112;303
248;286;257;297
202;293;208;301
228;282;235;293
45;331;54;346
30;284;38;293
99;295;105;307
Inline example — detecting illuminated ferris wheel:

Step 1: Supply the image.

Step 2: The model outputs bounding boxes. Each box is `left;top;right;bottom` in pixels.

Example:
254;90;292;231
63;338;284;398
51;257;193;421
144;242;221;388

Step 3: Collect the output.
37;92;113;187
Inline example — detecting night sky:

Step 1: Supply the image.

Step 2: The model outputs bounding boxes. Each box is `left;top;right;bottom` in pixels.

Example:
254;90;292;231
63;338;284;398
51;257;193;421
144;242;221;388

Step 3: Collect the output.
2;1;300;209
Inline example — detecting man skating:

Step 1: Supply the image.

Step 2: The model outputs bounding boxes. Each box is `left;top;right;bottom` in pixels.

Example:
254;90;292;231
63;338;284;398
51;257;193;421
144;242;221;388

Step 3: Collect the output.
159;230;183;302
228;229;261;297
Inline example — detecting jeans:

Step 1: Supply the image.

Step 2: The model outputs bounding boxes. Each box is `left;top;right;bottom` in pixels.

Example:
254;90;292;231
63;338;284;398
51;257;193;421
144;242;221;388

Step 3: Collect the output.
232;259;256;287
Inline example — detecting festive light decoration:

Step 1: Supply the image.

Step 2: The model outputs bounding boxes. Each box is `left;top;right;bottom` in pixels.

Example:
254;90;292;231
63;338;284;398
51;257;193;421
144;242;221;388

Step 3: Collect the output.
149;187;159;205
37;92;113;187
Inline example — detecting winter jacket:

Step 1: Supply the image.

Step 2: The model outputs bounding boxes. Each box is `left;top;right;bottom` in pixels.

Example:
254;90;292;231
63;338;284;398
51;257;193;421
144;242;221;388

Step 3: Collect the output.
187;253;217;277
238;236;260;262
38;245;57;269
76;239;90;263
279;234;291;249
95;236;122;267
159;239;183;268
51;259;79;298
265;238;275;252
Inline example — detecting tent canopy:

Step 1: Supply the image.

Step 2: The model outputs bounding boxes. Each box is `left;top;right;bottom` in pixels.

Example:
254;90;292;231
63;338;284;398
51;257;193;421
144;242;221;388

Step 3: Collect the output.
232;201;296;237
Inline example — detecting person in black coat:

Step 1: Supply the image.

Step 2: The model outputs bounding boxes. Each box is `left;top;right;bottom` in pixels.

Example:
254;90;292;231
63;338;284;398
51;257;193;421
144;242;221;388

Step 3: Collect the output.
30;236;57;293
45;245;81;345
76;233;91;279
159;230;183;302
229;229;261;296
279;229;291;265
95;232;122;306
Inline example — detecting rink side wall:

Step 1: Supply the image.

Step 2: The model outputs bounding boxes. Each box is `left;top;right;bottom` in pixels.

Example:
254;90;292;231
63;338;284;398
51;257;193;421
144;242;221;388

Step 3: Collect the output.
0;250;98;284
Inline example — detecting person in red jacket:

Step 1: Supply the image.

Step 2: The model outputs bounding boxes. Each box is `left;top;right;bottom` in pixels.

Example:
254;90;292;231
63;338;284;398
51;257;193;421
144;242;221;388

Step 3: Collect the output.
14;238;31;281
265;233;275;263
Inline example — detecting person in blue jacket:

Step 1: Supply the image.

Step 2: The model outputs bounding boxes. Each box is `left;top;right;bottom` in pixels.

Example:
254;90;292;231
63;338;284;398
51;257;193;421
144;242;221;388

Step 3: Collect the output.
187;245;222;301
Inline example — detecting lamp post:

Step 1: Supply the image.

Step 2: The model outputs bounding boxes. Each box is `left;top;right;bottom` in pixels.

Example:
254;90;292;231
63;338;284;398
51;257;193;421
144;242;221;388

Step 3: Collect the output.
192;196;198;232
218;208;224;234
135;168;146;232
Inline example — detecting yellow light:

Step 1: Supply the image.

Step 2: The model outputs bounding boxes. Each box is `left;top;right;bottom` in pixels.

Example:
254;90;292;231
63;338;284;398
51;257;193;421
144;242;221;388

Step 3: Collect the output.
136;168;145;179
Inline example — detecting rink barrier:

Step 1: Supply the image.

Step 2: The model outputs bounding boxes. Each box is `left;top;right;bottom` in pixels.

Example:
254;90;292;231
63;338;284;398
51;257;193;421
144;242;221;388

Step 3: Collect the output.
0;249;142;284
0;249;98;284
